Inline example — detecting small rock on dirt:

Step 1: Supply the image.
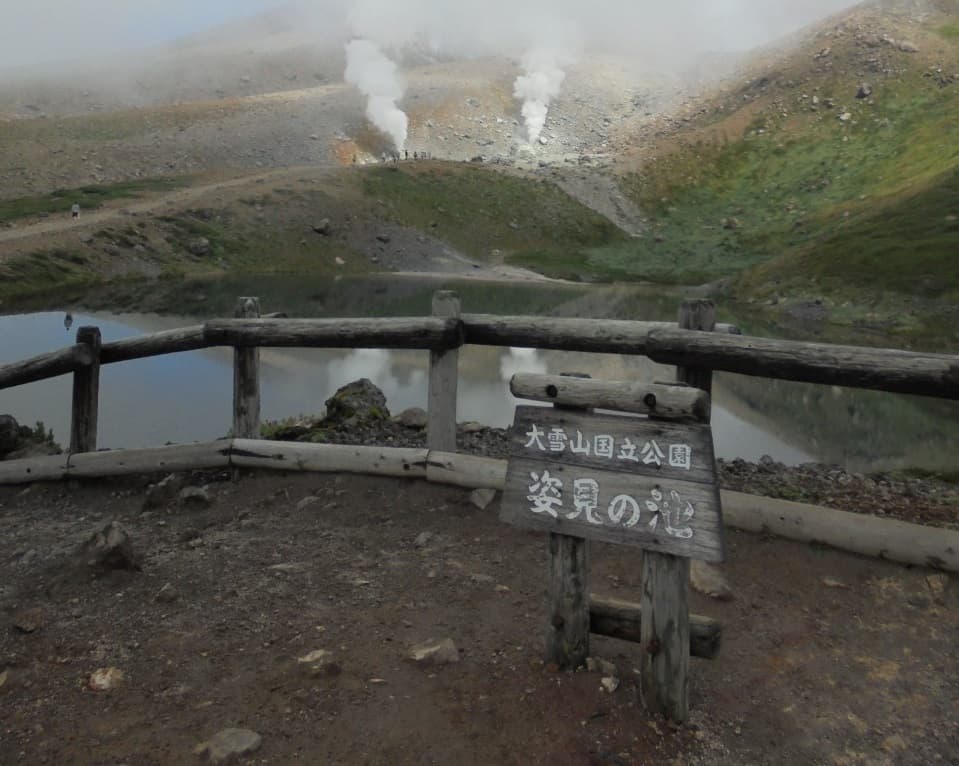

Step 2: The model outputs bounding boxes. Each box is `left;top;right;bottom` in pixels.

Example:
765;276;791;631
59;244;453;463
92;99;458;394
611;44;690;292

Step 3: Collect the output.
312;219;332;236
144;473;185;509
179;486;212;510
194;728;262;764
856;83;873;99
822;576;849;590
78;521;140;572
586;657;618;676
296;495;321;511
13;607;44;634
413;531;434;549
898;40;919;53
87;667;124;691
297;649;340;677
410;638;459;666
469;488;497;510
690;560;734;601
601;676;620;693
926;573;949;602
156;583;179;604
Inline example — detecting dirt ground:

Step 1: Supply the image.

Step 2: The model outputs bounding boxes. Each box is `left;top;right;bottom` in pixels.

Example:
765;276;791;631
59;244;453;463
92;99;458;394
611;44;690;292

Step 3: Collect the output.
0;470;956;766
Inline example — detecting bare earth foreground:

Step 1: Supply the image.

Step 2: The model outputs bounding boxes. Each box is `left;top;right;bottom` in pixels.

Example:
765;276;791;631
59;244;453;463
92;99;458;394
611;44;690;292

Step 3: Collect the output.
0;470;956;765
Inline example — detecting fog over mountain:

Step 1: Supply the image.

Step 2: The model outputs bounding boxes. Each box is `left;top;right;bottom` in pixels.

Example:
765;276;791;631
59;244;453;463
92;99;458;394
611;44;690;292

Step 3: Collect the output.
3;0;863;71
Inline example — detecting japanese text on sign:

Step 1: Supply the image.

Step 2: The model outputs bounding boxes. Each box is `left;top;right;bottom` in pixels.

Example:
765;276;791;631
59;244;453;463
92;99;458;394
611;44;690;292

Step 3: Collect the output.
527;471;696;540
524;425;693;470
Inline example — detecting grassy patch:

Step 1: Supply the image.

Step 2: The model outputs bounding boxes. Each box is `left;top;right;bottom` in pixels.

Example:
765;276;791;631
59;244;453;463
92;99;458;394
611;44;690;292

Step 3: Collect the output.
937;23;959;39
610;72;959;301
360;164;626;280
0;177;187;223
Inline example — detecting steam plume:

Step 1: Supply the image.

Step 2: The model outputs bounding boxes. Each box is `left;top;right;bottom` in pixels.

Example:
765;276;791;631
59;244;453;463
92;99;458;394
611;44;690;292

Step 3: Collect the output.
514;48;568;144
344;38;408;151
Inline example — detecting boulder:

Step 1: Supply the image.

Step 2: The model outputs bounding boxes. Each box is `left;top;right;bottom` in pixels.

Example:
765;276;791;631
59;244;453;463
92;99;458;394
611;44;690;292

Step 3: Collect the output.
187;237;211;256
394;407;427;429
324;379;389;427
0;415;19;455
77;521;140;572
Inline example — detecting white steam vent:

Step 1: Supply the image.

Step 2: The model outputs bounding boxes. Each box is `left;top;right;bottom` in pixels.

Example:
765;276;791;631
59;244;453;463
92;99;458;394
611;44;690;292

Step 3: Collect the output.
514;48;567;144
344;39;409;152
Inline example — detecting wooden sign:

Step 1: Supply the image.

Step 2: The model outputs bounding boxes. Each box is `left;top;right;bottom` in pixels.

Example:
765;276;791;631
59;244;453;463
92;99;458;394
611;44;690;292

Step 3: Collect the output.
501;406;725;562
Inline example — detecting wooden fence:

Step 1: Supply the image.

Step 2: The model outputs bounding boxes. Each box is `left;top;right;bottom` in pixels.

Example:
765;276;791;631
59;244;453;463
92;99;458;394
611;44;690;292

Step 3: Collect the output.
2;292;959;452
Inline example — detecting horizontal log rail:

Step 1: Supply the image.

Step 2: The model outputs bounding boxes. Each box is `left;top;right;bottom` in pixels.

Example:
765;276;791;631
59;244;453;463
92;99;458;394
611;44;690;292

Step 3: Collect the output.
646;329;959;400
203;317;464;350
1;308;957;400
0;344;94;390
1;439;956;573
100;325;206;364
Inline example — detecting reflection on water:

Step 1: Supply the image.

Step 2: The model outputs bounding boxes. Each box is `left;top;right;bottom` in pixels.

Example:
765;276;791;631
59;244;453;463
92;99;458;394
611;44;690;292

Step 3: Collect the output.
2;277;958;472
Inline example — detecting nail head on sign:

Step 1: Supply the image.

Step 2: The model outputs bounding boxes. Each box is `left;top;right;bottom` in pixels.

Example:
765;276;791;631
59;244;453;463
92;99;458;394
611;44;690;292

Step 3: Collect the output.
546;385;559;398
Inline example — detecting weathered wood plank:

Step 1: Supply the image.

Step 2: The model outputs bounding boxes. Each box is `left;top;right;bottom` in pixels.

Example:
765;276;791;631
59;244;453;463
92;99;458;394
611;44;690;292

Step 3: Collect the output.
640;551;690;721
203;317;462;350
0;453;71;484
66;441;231;477
721;489;959;573
428;291;461;452
546;531;590;669
510;373;708;421
647;328;959;399
588;596;721;660
425;451;507;489
509;407;718;486
100;326;207;364
639;298;714;723
0;345;93;390
502;459;724;561
232;297;261;439
70;327;101;453
231;439;428;479
462;315;742;354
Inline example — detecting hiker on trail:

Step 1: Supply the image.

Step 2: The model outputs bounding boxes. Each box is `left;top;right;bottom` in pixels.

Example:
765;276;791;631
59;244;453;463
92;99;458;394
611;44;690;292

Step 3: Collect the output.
71;203;80;220
404;149;409;160
64;313;73;332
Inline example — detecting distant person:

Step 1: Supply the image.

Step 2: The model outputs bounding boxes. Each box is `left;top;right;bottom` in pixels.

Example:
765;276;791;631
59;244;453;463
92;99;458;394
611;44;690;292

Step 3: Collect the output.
352;154;357;164
64;313;73;332
70;203;80;220
404;149;409;160
413;151;419;160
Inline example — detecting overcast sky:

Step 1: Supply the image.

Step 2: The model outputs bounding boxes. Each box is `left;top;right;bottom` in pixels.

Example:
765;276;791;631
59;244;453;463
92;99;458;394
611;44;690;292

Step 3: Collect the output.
0;0;862;71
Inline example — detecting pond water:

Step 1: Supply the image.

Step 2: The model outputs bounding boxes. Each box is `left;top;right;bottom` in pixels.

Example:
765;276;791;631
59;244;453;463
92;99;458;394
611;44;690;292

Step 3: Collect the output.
2;276;957;472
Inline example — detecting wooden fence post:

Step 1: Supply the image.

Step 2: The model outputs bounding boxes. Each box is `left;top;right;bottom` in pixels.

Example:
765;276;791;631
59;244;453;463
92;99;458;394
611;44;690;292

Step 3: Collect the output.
640;299;715;722
427;291;461;452
233;297;261;439
70;326;101;454
545;373;591;669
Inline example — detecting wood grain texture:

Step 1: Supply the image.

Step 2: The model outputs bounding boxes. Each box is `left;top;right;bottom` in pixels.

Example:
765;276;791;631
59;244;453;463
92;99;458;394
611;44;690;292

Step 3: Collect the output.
545;531;590;669
428;291;461;452
232;297;261;440
426;451;506;489
640;551;690;722
510;374;708;422
0;345;92;390
231;439;428;479
588;595;720;659
510;407;718;486
70;327;101;454
204;317;462;350
501;459;724;561
67;441;231;477
100;326;207;364
647;328;959;399
462;315;743;354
